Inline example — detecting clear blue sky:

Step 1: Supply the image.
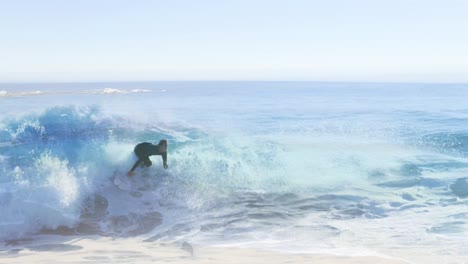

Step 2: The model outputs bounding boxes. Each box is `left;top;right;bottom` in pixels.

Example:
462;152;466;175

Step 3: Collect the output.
1;0;467;82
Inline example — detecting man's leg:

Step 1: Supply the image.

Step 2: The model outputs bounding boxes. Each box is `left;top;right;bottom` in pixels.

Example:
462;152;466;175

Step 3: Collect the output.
142;157;152;167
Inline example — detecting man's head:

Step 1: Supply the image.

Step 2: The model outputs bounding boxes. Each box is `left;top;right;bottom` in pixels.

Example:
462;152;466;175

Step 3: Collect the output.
158;139;168;152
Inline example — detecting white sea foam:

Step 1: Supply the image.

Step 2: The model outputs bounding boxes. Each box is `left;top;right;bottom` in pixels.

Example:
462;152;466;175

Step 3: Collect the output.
100;88;151;94
101;88;122;94
131;89;151;93
0;88;152;97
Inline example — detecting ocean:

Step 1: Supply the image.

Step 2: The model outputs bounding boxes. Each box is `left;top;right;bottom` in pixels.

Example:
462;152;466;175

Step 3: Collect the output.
1;81;468;263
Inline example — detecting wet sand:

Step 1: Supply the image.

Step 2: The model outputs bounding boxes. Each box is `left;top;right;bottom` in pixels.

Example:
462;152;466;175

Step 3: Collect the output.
1;236;411;264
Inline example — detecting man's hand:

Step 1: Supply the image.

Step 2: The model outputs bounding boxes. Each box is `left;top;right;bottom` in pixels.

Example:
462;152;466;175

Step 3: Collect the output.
163;163;168;169
127;171;135;177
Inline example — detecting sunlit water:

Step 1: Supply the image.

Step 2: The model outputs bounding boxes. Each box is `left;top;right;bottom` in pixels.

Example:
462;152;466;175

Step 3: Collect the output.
1;81;468;261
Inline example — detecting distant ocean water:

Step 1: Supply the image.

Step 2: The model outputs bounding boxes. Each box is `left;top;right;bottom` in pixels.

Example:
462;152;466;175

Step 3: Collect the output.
1;81;468;262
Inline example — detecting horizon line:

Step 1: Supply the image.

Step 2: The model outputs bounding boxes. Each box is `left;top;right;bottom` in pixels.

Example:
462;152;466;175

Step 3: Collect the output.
1;80;468;85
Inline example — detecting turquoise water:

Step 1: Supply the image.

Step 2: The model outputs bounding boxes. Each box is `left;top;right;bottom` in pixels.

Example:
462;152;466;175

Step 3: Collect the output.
1;82;468;259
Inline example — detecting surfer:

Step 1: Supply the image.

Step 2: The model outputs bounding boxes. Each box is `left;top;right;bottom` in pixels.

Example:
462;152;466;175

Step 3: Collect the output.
127;140;168;176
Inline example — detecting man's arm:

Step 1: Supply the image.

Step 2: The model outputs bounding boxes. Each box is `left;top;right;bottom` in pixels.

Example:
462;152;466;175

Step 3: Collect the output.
128;159;143;176
162;152;168;169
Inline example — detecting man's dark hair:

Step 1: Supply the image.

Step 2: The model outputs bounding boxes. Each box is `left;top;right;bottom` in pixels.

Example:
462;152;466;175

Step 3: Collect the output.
159;139;168;146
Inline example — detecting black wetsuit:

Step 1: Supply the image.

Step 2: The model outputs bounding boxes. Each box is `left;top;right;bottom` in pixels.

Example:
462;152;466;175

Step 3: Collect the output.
129;142;167;172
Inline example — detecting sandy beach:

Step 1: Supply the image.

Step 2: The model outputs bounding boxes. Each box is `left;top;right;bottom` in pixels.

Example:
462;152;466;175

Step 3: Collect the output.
0;236;411;264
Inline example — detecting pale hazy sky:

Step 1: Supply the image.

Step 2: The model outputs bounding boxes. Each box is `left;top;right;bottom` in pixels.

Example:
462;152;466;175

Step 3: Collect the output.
1;0;468;82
